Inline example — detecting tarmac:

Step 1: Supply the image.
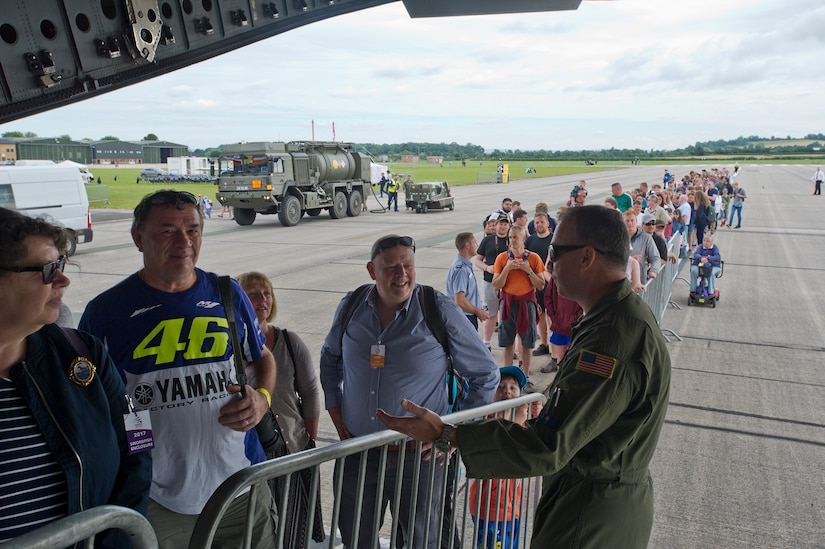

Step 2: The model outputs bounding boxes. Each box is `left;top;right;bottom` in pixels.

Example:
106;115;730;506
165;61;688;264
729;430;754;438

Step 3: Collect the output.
73;163;824;548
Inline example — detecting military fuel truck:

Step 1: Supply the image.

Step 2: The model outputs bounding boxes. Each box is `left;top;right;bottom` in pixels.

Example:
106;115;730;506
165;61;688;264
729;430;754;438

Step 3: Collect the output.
215;141;371;227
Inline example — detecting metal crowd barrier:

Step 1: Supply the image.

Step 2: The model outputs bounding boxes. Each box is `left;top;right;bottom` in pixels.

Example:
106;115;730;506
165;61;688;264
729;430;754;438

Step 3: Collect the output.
191;393;546;549
640;233;689;342
0;505;158;549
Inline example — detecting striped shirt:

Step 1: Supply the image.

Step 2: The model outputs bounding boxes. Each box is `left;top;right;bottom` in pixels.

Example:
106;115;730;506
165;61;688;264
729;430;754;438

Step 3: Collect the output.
0;378;68;542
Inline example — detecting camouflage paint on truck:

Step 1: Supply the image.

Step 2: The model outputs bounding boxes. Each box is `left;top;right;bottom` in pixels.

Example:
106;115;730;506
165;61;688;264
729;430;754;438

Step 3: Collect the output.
215;141;371;227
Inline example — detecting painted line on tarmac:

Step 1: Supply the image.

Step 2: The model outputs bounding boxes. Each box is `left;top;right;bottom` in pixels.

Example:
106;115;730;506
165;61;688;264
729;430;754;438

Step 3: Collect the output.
664;420;825;448
674;366;825;389
669;402;825;429
719;261;825;272
678;336;825;354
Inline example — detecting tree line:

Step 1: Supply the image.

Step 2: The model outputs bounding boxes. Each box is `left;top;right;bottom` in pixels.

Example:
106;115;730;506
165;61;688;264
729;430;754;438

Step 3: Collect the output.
5;131;822;161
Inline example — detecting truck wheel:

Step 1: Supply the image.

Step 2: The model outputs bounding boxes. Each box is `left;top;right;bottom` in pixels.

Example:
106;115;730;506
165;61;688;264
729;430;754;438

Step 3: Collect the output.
421;203;428;214
66;230;78;257
278;195;302;227
307;209;321;217
330;191;347;219
346;190;363;217
449;201;454;211
234;208;256;226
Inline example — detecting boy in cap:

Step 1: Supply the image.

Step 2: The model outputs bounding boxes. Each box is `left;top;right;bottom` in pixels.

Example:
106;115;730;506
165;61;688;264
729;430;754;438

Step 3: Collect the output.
469;366;535;549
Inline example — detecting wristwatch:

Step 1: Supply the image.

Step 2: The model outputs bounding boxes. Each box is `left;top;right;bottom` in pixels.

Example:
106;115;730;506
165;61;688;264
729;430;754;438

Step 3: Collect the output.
434;423;455;453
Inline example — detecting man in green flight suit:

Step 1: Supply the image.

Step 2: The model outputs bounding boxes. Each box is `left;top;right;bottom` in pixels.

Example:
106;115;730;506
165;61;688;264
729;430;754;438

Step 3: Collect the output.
378;205;671;549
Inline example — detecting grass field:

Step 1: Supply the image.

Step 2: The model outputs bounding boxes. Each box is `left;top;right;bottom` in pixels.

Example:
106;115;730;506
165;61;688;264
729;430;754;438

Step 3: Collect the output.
85;161;614;209
85;168;222;209
86;156;825;209
384;160;612;185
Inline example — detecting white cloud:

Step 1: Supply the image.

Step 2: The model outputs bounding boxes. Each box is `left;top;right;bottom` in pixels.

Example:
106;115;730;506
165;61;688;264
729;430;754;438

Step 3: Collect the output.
3;0;824;151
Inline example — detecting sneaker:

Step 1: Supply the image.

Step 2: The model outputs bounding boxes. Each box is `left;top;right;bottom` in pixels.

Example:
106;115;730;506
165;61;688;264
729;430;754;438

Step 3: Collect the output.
540;359;558;374
532;344;550;356
513;351;518;360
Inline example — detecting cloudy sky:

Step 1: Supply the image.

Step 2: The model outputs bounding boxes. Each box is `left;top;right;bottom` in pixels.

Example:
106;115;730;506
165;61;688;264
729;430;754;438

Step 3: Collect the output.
3;0;824;151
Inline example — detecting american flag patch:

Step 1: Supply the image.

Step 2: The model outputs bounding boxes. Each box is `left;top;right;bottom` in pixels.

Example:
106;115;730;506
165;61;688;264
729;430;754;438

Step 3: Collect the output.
575;350;617;378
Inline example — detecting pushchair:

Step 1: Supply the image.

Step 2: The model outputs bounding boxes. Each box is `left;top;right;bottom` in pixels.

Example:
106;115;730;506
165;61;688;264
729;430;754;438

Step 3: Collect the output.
689;261;724;307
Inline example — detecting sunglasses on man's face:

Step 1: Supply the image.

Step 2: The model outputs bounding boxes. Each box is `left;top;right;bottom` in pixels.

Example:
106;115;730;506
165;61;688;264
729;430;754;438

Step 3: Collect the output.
371;236;415;259
146;190;198;208
644;221;656;226
2;255;67;284
548;244;606;263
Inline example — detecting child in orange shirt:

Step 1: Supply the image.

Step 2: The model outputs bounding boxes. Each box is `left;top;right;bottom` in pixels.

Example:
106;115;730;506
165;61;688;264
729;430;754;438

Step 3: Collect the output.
469;366;531;549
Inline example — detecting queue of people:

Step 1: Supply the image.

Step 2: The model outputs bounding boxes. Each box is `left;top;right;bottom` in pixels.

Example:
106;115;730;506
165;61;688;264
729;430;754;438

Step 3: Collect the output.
2;165;743;547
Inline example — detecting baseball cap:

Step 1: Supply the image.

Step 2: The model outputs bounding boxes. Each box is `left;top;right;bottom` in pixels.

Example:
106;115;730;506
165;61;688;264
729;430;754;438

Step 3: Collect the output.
641;213;655;225
497;213;511;223
655;219;667;228
499;366;527;390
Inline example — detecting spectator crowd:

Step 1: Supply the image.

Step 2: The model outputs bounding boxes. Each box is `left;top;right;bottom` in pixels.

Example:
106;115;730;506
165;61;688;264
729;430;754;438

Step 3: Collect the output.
2;164;743;548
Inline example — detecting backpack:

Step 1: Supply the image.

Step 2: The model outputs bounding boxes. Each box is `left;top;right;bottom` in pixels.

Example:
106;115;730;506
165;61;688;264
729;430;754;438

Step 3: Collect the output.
338;284;468;411
703;204;717;226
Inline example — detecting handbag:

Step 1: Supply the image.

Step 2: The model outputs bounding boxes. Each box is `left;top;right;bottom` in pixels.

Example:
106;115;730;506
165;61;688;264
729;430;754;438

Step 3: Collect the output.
218;275;287;458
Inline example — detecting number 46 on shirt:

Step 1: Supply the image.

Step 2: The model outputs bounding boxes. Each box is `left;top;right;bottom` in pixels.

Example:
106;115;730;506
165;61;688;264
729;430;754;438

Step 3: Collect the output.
133;317;231;366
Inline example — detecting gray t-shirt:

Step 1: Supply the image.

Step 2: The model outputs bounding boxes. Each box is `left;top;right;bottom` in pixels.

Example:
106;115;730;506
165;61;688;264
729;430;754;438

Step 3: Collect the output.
732;187;747;206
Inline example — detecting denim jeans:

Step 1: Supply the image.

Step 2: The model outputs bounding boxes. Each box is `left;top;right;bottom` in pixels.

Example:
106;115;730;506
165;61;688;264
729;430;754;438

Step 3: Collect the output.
729;205;742;227
690;265;721;294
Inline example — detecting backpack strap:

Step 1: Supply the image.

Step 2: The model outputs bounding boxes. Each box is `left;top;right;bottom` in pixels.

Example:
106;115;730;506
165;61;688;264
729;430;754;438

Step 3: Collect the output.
418;285;450;357
418;285;459;407
338;284;460;407
338;283;373;345
218;275;247;396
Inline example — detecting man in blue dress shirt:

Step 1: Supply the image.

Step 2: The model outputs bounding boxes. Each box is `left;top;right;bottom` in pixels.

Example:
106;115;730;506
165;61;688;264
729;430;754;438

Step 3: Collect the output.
320;234;499;548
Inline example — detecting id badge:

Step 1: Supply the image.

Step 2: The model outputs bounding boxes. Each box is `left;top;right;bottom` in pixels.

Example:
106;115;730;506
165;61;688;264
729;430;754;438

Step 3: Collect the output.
123;410;155;455
370;344;386;369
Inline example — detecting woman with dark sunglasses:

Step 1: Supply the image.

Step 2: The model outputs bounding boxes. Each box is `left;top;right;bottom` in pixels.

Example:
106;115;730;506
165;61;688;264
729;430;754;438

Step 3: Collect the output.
0;207;151;546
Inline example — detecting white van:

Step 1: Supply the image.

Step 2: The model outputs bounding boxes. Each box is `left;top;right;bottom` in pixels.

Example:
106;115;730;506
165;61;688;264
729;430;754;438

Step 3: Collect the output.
57;160;95;183
0;165;93;255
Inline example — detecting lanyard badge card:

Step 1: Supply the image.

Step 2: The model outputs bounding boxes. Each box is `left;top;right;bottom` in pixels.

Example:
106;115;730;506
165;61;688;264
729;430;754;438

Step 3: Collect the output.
123;394;154;455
